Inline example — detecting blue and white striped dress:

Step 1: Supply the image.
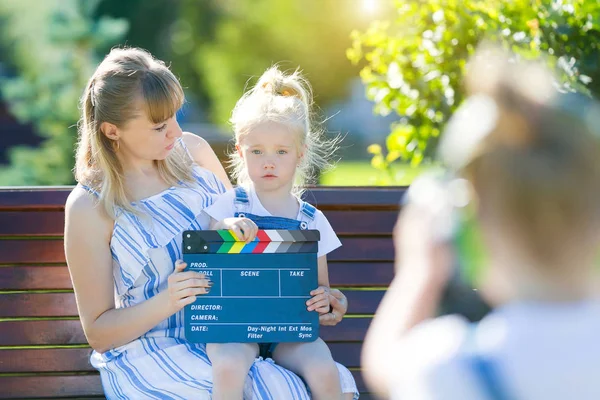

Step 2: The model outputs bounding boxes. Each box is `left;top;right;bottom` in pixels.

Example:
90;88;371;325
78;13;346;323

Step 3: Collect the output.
87;159;358;399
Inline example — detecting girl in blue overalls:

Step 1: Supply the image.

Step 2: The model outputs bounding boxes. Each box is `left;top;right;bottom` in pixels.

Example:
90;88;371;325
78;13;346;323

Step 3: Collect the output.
203;66;358;400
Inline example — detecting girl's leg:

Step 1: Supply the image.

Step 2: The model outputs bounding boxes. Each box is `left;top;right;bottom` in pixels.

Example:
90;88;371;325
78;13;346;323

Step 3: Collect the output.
207;342;259;400
272;338;342;400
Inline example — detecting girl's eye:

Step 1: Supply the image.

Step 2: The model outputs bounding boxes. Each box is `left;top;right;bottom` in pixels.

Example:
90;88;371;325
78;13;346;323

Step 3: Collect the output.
155;124;167;132
251;149;262;155
277;150;288;155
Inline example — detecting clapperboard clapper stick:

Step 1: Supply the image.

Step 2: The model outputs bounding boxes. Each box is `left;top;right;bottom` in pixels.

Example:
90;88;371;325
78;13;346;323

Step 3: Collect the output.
182;229;320;343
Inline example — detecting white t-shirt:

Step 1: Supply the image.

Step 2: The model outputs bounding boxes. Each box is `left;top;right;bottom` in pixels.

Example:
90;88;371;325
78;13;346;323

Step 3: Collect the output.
385;300;600;400
203;187;342;258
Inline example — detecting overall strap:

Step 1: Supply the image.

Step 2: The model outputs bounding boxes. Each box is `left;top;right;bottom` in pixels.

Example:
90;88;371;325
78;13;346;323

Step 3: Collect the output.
298;201;316;230
466;326;513;400
233;186;251;215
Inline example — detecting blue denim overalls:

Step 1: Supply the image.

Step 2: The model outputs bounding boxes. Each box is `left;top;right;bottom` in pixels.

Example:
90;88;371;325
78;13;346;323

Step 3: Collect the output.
233;186;317;358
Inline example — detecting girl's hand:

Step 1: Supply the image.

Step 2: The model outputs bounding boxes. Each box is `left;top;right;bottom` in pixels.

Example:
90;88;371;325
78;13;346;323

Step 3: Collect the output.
220;217;258;243
306;286;330;313
319;289;348;326
167;260;212;311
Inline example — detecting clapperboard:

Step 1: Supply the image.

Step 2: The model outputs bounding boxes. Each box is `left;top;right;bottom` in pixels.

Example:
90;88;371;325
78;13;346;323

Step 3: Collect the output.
182;229;320;343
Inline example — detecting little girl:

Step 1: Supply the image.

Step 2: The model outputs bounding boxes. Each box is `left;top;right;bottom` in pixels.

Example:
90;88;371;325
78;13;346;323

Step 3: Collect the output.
203;66;351;399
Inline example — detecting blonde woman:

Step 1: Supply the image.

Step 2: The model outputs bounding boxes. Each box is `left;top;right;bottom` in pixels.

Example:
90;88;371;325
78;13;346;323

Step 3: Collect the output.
64;47;353;399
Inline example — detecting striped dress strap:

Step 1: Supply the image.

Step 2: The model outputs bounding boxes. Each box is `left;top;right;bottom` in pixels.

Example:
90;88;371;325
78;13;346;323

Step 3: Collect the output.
79;183;100;198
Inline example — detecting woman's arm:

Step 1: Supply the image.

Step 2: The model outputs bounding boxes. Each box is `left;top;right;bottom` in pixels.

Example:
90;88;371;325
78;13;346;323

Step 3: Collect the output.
182;132;232;190
361;204;453;398
319;289;347;326
64;188;210;353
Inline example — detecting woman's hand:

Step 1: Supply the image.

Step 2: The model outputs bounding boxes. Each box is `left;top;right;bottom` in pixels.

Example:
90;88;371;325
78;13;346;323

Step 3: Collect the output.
306;286;330;314
218;217;258;243
319;289;347;326
167;260;212;311
394;199;453;292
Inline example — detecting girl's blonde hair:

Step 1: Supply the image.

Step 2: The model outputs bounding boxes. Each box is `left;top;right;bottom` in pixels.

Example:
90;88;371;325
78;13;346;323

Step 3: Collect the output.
75;47;193;218
229;66;337;194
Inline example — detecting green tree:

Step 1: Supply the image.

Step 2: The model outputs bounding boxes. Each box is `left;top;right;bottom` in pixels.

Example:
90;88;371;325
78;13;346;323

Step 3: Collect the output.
348;0;600;181
171;0;372;125
0;0;127;185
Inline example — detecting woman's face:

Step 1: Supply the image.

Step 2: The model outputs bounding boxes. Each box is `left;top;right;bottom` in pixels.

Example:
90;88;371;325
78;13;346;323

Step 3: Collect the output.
116;107;183;162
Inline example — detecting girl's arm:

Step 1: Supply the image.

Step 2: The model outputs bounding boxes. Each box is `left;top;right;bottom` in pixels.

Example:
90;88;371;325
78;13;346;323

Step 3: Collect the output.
306;255;331;313
182;132;232;190
317;255;330;288
65;188;210;353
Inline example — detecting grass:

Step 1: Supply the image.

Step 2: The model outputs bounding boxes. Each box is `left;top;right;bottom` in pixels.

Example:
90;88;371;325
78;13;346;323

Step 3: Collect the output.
319;161;441;186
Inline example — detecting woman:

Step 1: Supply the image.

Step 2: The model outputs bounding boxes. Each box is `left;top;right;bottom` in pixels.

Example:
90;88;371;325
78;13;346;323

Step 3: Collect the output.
64;47;356;399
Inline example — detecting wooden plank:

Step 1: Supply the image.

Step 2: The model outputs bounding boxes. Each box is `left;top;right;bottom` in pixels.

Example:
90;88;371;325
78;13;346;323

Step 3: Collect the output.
0;320;87;346
0;210;398;237
0;188;72;211
0;186;406;210
0;290;385;318
0;374;103;399
345;290;385;314
0;293;79;317
0;343;361;373
0;318;373;346
302;186;406;209
321;317;372;342
0;211;64;236
0;240;65;264
0;265;72;290
326;210;397;235
0;348;94;373
0;372;369;398
329;262;394;287
0;262;393;290
0;236;393;264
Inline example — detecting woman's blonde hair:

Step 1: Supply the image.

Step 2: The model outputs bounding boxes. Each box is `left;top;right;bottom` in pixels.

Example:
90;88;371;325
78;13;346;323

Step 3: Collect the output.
228;66;338;194
75;47;193;218
446;47;600;267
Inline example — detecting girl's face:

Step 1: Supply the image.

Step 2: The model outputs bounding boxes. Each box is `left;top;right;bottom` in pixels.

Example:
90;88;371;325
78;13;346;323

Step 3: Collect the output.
237;121;303;194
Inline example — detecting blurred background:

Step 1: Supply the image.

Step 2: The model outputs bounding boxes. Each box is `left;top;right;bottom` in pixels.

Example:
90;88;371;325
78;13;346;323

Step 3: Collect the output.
0;0;598;187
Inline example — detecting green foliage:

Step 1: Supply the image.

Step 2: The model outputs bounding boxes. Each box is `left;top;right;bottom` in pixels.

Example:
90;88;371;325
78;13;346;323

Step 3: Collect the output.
171;0;369;125
0;0;127;185
348;0;600;180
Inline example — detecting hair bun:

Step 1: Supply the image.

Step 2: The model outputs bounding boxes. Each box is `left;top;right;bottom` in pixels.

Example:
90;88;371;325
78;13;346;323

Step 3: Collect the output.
257;67;304;101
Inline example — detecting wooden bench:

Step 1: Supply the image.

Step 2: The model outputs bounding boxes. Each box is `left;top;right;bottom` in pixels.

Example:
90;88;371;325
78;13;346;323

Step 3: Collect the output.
0;186;405;399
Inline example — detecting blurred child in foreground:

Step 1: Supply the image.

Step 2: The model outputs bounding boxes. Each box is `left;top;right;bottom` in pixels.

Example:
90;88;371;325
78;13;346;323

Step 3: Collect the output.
363;47;600;400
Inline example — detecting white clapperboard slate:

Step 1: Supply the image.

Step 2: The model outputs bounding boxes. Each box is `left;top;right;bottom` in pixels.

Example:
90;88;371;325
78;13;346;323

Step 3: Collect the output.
182;229;320;343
